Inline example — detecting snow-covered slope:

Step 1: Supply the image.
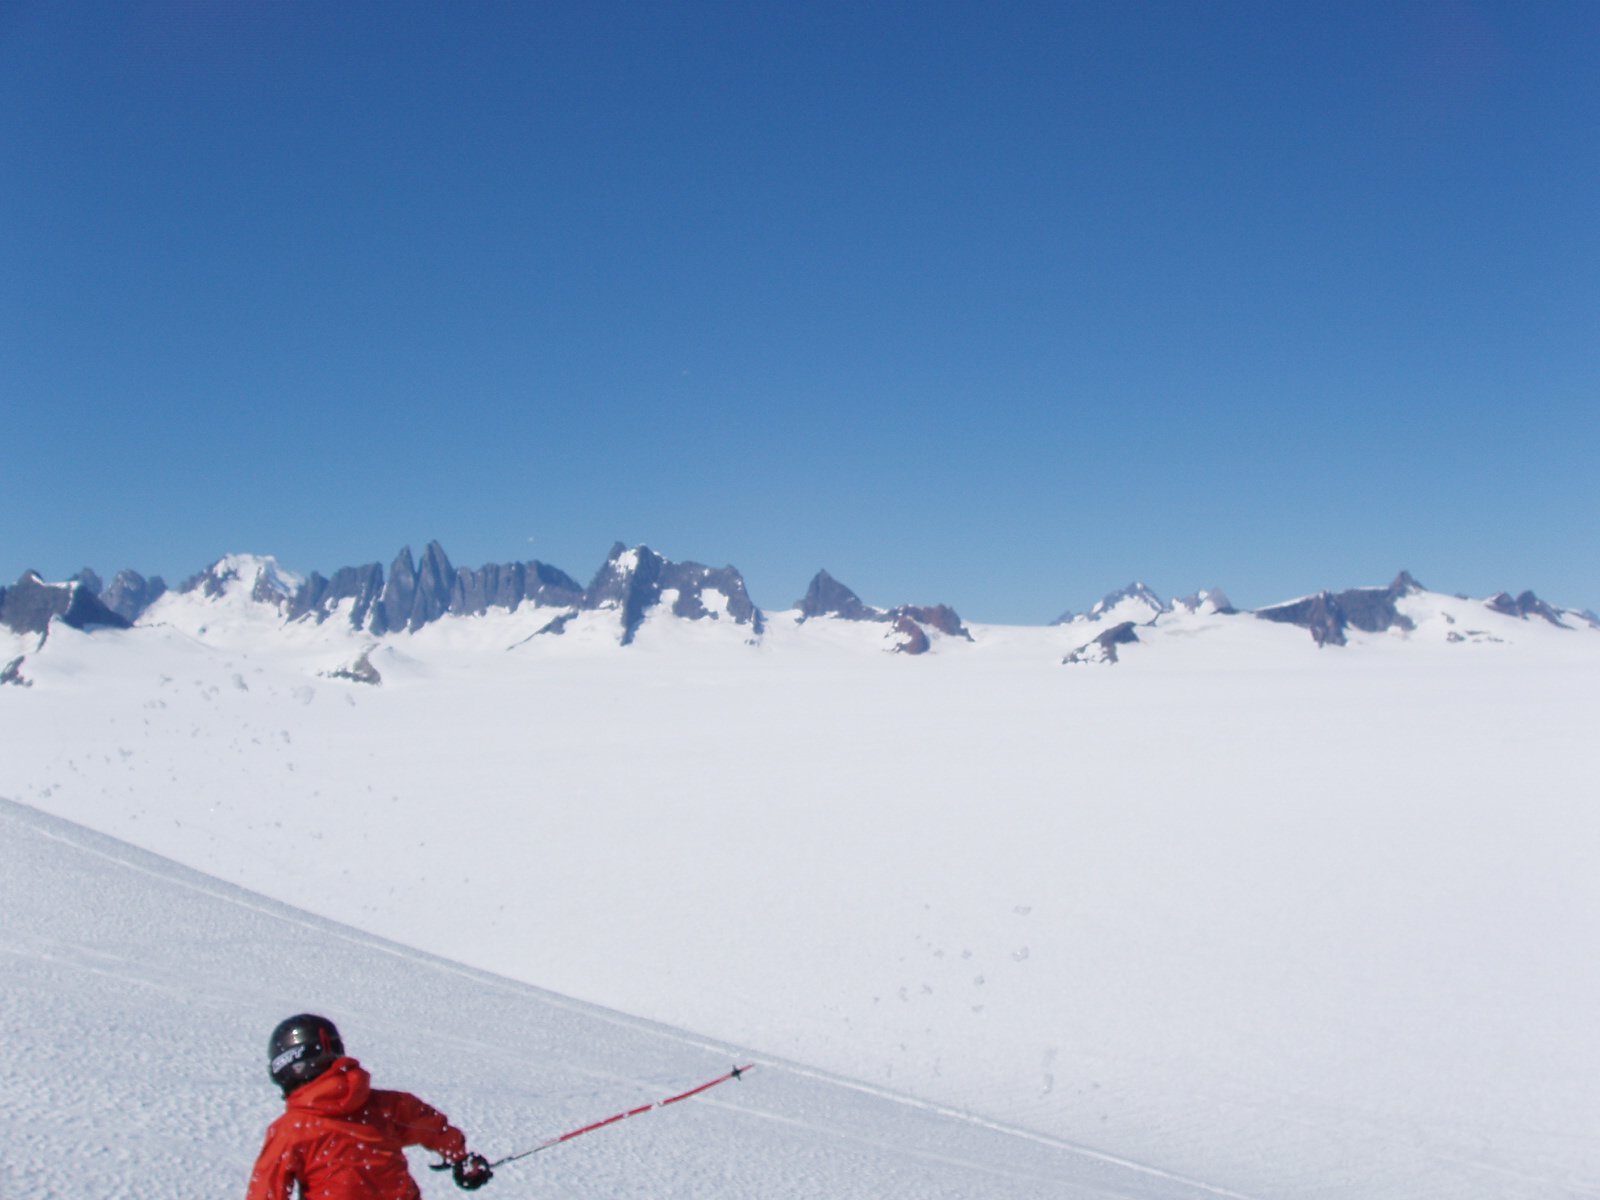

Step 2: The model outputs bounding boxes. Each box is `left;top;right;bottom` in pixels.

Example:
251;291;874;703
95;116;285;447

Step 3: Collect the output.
2;797;1228;1200
4;563;1599;1198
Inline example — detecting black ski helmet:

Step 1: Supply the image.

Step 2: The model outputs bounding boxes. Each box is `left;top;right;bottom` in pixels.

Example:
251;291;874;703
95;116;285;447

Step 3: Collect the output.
268;1013;344;1094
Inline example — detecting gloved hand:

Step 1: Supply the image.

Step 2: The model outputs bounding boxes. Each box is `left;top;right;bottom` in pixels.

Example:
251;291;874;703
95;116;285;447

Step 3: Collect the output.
453;1153;493;1191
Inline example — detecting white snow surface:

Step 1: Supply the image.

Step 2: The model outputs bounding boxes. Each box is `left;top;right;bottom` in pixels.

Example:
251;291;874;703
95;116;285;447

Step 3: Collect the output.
1;797;1212;1200
4;582;1600;1198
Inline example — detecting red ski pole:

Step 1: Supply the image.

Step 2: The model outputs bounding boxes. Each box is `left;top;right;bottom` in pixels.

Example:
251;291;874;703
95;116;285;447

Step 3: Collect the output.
438;1064;755;1172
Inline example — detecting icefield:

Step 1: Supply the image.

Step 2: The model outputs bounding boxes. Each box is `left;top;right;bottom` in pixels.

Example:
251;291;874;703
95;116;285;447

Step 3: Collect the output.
4;569;1599;1197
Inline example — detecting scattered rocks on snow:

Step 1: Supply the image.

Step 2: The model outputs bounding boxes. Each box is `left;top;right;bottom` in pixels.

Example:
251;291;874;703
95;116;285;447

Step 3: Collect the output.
324;649;382;686
1063;620;1140;665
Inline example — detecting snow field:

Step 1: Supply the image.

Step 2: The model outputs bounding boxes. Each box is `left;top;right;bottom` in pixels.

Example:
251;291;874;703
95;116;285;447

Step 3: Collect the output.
1;798;1241;1199
3;587;1599;1197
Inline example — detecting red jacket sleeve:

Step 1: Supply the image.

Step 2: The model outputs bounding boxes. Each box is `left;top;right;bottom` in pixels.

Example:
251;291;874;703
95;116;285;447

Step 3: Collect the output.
381;1090;469;1162
244;1121;302;1200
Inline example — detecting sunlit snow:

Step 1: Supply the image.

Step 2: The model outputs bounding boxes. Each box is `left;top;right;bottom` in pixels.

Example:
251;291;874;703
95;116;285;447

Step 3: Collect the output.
3;580;1598;1198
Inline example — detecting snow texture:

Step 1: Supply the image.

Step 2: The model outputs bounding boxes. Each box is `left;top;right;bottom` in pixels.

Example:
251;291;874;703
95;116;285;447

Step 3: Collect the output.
1;798;1240;1200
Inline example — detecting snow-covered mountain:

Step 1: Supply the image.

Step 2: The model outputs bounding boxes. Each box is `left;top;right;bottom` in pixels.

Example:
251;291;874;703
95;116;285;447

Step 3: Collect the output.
584;542;763;644
1085;581;1166;626
9;545;1591;665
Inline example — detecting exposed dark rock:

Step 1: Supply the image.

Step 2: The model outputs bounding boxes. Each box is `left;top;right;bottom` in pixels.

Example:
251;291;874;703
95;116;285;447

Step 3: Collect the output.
1486;590;1570;628
450;561;584;617
796;571;882;622
533;611;578;637
584;544;666;646
794;570;970;649
1523;593;1570;628
1389;570;1426;595
1448;629;1504;645
72;568;104;596
1064;620;1140;664
1;572;132;636
179;557;296;606
291;549;583;631
584;544;764;645
888;614;931;655
667;563;761;628
101;570;167;623
180;561;232;598
409;542;455;631
1254;572;1419;646
251;570;286;606
375;546;419;635
894;604;973;641
180;567;220;598
290;563;385;627
1090;583;1165;620
1;655;30;687
1173;588;1236;615
326;649;381;685
516;561;583;609
1053;582;1169;626
1256;591;1348;647
1335;587;1413;635
370;544;457;633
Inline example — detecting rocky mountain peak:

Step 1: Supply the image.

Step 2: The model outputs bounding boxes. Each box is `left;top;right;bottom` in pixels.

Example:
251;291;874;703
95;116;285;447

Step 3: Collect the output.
101;570;167;623
795;570;880;622
1074;582;1167;626
1389;570;1425;596
0;571;132;637
790;571;970;653
370;542;455;634
1172;588;1235;616
583;544;762;645
289;542;584;632
179;556;300;609
1486;590;1569;628
1256;573;1420;647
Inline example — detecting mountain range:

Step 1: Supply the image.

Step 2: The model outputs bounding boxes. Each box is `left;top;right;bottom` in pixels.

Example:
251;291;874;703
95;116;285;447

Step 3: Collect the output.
2;541;1596;677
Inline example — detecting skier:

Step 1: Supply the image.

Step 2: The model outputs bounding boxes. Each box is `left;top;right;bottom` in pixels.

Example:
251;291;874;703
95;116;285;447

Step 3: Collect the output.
246;1013;494;1199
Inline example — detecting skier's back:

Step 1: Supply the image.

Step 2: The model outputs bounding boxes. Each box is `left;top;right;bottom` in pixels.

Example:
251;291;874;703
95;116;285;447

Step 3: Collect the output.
246;1014;492;1200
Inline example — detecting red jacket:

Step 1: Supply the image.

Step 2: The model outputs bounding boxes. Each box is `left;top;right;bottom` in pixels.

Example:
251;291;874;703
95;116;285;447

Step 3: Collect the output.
246;1057;468;1200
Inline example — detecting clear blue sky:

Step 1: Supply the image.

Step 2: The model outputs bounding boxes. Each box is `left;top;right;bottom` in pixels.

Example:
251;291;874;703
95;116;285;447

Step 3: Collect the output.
3;1;1595;622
